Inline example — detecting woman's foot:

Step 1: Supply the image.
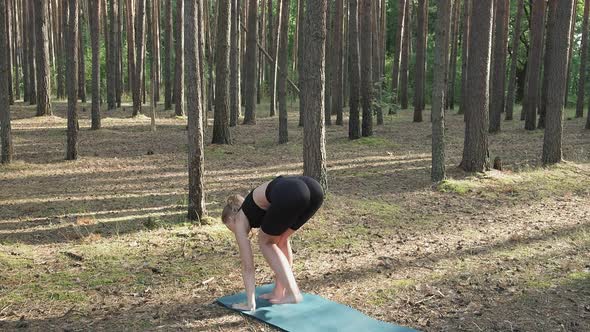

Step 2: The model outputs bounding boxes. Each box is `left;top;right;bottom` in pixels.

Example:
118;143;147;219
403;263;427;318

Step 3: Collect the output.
268;292;303;305
259;286;285;300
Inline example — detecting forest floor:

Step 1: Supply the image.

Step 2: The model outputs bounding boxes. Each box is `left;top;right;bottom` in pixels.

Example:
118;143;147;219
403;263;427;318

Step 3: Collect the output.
0;100;589;331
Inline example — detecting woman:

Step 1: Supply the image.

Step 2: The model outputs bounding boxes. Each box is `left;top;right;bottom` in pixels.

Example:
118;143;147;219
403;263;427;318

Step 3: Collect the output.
221;175;324;311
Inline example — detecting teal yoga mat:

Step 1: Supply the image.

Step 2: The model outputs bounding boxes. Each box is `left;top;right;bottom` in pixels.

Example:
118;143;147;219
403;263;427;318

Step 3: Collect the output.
217;284;418;332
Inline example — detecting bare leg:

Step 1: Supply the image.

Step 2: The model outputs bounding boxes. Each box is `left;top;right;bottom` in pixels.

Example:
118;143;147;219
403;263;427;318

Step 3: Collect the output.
258;230;302;304
260;234;293;300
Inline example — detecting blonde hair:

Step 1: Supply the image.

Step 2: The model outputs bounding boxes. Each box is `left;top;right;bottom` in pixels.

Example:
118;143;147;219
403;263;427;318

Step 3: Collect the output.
222;194;244;224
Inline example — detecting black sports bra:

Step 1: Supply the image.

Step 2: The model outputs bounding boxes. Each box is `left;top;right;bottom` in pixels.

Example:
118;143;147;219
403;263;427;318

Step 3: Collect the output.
240;176;284;228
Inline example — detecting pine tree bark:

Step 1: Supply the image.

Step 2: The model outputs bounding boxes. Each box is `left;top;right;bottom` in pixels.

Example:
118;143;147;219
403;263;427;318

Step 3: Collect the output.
89;0;100;130
459;0;470;115
360;0;373;136
29;0;37;105
243;0;258;124
301;0;328;192
349;0;360;139
125;0;135;105
212;0;232;144
173;0;183;116
576;0;590;119
185;0;206;221
35;0;51;116
133;0;147;116
297;0;305;126
432;0;451;182
489;0;509;133
153;0;160;103
331;0;343;125
372;0;383;125
12;0;21;101
107;0;115;110
543;0;574;164
392;0;407;100
539;2;557;129
0;0;13;163
278;0;290;143
505;0;523;120
564;2;577;107
446;0;460;110
54;0;64;99
149;0;157;131
324;2;332;126
22;0;29;103
5;0;13;105
163;0;172;110
78;2;86;103
460;0;492;173
414;0;428;122
116;0;122;106
269;0;279;117
399;0;410;109
292;0;300;72
523;0;546;130
230;0;242;126
257;0;265;105
66;0;79;160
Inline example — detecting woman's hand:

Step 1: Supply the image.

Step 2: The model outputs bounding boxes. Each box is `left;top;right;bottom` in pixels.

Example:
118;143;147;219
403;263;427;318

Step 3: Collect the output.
232;302;256;311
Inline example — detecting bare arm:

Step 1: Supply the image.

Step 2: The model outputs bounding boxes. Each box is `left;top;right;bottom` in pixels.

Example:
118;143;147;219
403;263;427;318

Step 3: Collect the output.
234;231;256;310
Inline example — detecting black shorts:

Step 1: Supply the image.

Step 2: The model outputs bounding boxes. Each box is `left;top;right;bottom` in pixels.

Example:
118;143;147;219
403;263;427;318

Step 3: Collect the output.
242;176;324;236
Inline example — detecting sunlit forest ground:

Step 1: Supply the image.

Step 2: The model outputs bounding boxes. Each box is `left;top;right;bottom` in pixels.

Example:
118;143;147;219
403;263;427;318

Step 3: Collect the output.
1;100;589;331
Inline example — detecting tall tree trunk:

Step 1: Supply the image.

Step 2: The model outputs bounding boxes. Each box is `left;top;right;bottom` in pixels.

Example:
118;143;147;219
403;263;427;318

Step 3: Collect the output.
360;0;373;136
297;0;305;126
54;0;64;99
173;0;184;116
35;0;51;116
78;2;86;103
0;0;13;163
564;2;577;108
447;0;460;110
348;0;361;139
12;0;21;101
22;0;29;103
29;0;37;105
292;0;300;72
523;0;546;130
5;0;13;105
331;0;343;125
66;0;79;160
505;0;523;120
539;2;557;130
125;0;135;107
243;0;258;124
324;2;332;126
372;0;383;125
89;0;100;130
153;0;159;131
459;0;470;115
116;0;122;106
432;0;451;182
134;0;147;116
230;0;242;126
164;0;172;110
414;0;428;122
257;0;265;105
212;0;232;144
185;0;206;221
269;0;278;117
107;0;115;110
399;0;410;109
543;0;574;164
392;0;407;100
460;0;492;172
576;0;590;119
153;0;160;103
489;0;509;133
278;0;290;143
301;0;328;192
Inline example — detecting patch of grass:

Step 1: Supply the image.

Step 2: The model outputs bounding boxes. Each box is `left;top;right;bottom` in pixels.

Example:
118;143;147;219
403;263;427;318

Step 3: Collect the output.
353;199;402;222
437;179;475;195
0;160;30;173
369;279;417;305
351;136;395;148
567;271;589;281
